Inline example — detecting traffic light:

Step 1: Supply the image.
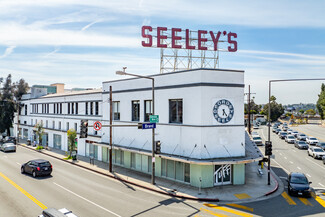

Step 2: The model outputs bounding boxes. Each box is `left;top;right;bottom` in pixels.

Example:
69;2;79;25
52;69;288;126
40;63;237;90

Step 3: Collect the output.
155;141;161;154
80;120;88;138
265;141;272;156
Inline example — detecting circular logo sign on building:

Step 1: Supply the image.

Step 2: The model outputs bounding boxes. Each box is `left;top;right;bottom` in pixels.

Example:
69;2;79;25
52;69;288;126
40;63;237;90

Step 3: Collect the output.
213;99;234;124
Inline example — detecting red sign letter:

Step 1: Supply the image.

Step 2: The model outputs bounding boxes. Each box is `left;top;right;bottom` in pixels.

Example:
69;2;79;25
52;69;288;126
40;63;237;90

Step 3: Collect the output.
185;29;195;50
198;30;207;50
228;32;237;52
141;26;152;47
210;31;221;51
172;28;182;49
157;27;168;48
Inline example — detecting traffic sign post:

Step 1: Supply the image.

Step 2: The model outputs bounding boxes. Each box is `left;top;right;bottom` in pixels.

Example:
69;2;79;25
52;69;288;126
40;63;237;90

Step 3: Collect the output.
149;115;159;123
93;121;102;131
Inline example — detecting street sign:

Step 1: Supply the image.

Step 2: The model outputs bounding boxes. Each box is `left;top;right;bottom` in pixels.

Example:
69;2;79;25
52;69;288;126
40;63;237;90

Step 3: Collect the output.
93;121;102;131
149;115;159;123
142;123;156;129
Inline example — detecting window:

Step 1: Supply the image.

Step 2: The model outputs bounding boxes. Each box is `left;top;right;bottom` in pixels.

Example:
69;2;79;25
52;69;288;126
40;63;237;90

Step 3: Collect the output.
132;101;140;121
144;100;152;122
90;102;93;115
76;103;78;114
74;123;77;132
68;103;70;114
46;120;48;128
57;103;59;114
85;102;88;115
59;121;61;130
53;103;56;114
52;121;55;129
47;104;50;114
60;103;62;114
72;103;74;114
66;122;69;130
113;101;120;120
25;105;27;115
95;102;99;115
169;99;183;123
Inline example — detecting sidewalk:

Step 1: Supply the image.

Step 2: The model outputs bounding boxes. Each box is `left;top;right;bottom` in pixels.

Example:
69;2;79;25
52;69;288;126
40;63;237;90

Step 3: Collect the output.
18;142;283;204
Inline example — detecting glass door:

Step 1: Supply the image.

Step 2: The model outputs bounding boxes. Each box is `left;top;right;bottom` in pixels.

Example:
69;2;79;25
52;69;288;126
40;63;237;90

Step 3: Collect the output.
214;164;232;185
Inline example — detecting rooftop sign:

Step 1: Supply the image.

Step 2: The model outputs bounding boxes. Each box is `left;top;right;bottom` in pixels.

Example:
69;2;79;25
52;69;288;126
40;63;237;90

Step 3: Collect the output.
141;26;237;52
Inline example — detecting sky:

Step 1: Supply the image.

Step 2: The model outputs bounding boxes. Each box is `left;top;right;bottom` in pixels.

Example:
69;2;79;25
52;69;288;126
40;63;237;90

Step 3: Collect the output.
0;0;325;105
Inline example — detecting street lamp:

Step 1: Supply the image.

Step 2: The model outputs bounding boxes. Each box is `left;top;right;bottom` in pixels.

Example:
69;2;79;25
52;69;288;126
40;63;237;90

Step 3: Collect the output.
116;67;156;185
267;78;325;185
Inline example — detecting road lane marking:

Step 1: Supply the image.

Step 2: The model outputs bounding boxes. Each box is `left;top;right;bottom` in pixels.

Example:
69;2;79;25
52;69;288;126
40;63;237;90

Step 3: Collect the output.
226;204;253;212
234;193;251;199
53;182;121;217
200;208;228;217
203;204;253;217
281;192;296;205
4;156;8;158
276;150;279;152
306;174;311;178
319;183;325;187
305;158;325;171
273;159;290;174
299;197;313;206
290;161;293;164
284;157;287;160
0;171;47;209
315;196;325;208
297;167;301;170
292;150;296;153
280;153;283;156
16;162;21;166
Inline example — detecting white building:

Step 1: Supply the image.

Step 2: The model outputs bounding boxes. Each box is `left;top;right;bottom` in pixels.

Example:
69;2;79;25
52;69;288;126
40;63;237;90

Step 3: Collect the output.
15;68;261;188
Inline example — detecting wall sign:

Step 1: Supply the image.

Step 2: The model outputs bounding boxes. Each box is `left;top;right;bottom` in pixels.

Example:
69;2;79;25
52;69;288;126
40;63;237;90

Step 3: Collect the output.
213;99;234;124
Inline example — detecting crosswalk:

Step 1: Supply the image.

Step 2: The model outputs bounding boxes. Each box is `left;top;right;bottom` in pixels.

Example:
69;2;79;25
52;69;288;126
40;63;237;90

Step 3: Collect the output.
194;192;325;217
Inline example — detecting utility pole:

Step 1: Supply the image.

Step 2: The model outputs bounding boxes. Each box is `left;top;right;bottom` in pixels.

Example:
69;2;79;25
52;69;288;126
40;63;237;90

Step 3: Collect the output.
109;86;113;173
244;85;255;134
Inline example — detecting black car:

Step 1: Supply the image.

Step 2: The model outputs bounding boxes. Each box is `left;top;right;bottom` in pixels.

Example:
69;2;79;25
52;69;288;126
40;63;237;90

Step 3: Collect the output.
21;159;52;177
287;172;312;197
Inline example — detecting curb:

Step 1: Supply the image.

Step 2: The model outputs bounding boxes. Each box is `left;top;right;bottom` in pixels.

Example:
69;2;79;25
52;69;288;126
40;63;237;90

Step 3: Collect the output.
264;173;279;196
18;144;220;202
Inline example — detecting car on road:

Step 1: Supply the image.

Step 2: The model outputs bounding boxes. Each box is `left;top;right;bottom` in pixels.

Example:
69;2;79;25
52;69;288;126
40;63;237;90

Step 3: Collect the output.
21;159;52;178
279;132;288;139
306;136;319;145
39;208;78;217
275;128;281;134
272;127;278;133
307;146;325;159
285;135;296;144
253;125;259;129
282;126;288;131
252;136;263;146
287;129;293;134
316;142;325;151
297;133;307;141
0;143;16;152
287;172;312;197
294;140;308;149
292;131;299;137
3;136;16;144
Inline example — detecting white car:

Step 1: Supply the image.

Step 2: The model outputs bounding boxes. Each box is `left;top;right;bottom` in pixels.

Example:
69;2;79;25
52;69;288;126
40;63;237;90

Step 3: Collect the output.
252;136;263;146
292;131;299;137
306;137;319;145
297;133;307;141
308;146;325;159
287;129;293;134
285;135;296;144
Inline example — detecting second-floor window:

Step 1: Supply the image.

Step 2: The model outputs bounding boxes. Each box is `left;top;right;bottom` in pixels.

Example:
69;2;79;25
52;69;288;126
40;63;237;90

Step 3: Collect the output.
169;99;183;124
95;102;99;115
85;102;88;115
132;100;140;121
144;100;152;122
90;102;93;115
113;101;120;120
66;122;69;130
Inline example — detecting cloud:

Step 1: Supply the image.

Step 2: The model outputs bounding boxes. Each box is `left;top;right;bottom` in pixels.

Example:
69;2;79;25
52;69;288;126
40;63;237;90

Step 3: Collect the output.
0;45;16;58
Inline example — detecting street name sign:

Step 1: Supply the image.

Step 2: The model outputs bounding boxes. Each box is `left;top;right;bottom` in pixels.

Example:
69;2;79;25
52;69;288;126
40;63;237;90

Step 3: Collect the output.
142;123;156;129
149;115;159;123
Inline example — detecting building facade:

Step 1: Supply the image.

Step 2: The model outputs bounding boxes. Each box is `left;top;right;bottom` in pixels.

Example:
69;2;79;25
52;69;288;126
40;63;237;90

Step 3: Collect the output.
15;68;259;188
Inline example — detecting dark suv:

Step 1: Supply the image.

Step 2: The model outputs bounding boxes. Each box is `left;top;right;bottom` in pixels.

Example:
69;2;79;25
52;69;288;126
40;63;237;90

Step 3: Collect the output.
21;159;52;177
287;172;312;197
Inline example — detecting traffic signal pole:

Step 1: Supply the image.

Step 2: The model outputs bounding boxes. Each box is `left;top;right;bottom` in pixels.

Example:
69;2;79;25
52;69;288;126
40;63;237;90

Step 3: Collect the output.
268;81;271;185
109;86;113;173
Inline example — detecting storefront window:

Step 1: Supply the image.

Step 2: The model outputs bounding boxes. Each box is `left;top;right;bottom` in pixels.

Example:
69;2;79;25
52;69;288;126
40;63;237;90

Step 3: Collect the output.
53;134;62;149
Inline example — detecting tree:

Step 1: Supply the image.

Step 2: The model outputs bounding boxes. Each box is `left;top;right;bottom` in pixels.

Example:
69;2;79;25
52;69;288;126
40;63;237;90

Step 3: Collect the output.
0;74;15;136
34;122;44;149
262;95;284;122
317;83;325;120
299;109;305;115
244;97;261;114
305;109;316;116
67;129;77;158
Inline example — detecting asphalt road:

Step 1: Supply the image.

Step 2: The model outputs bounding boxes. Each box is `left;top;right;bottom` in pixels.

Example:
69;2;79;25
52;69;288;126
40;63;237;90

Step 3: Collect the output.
1;135;325;217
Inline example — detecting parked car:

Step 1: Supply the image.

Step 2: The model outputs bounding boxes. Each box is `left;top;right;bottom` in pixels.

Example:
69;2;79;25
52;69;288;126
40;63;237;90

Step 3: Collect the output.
316;142;325;151
308;146;325;159
252;136;263;146
294;140;308;149
21;159;52;178
285;135;296;144
272;127;278;132
39;208;78;217
287;172;312;197
279;132;288;139
297;133;307;141
253;125;259;129
306;137;319;145
292;131;299;138
0;143;16;152
3;136;16;144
